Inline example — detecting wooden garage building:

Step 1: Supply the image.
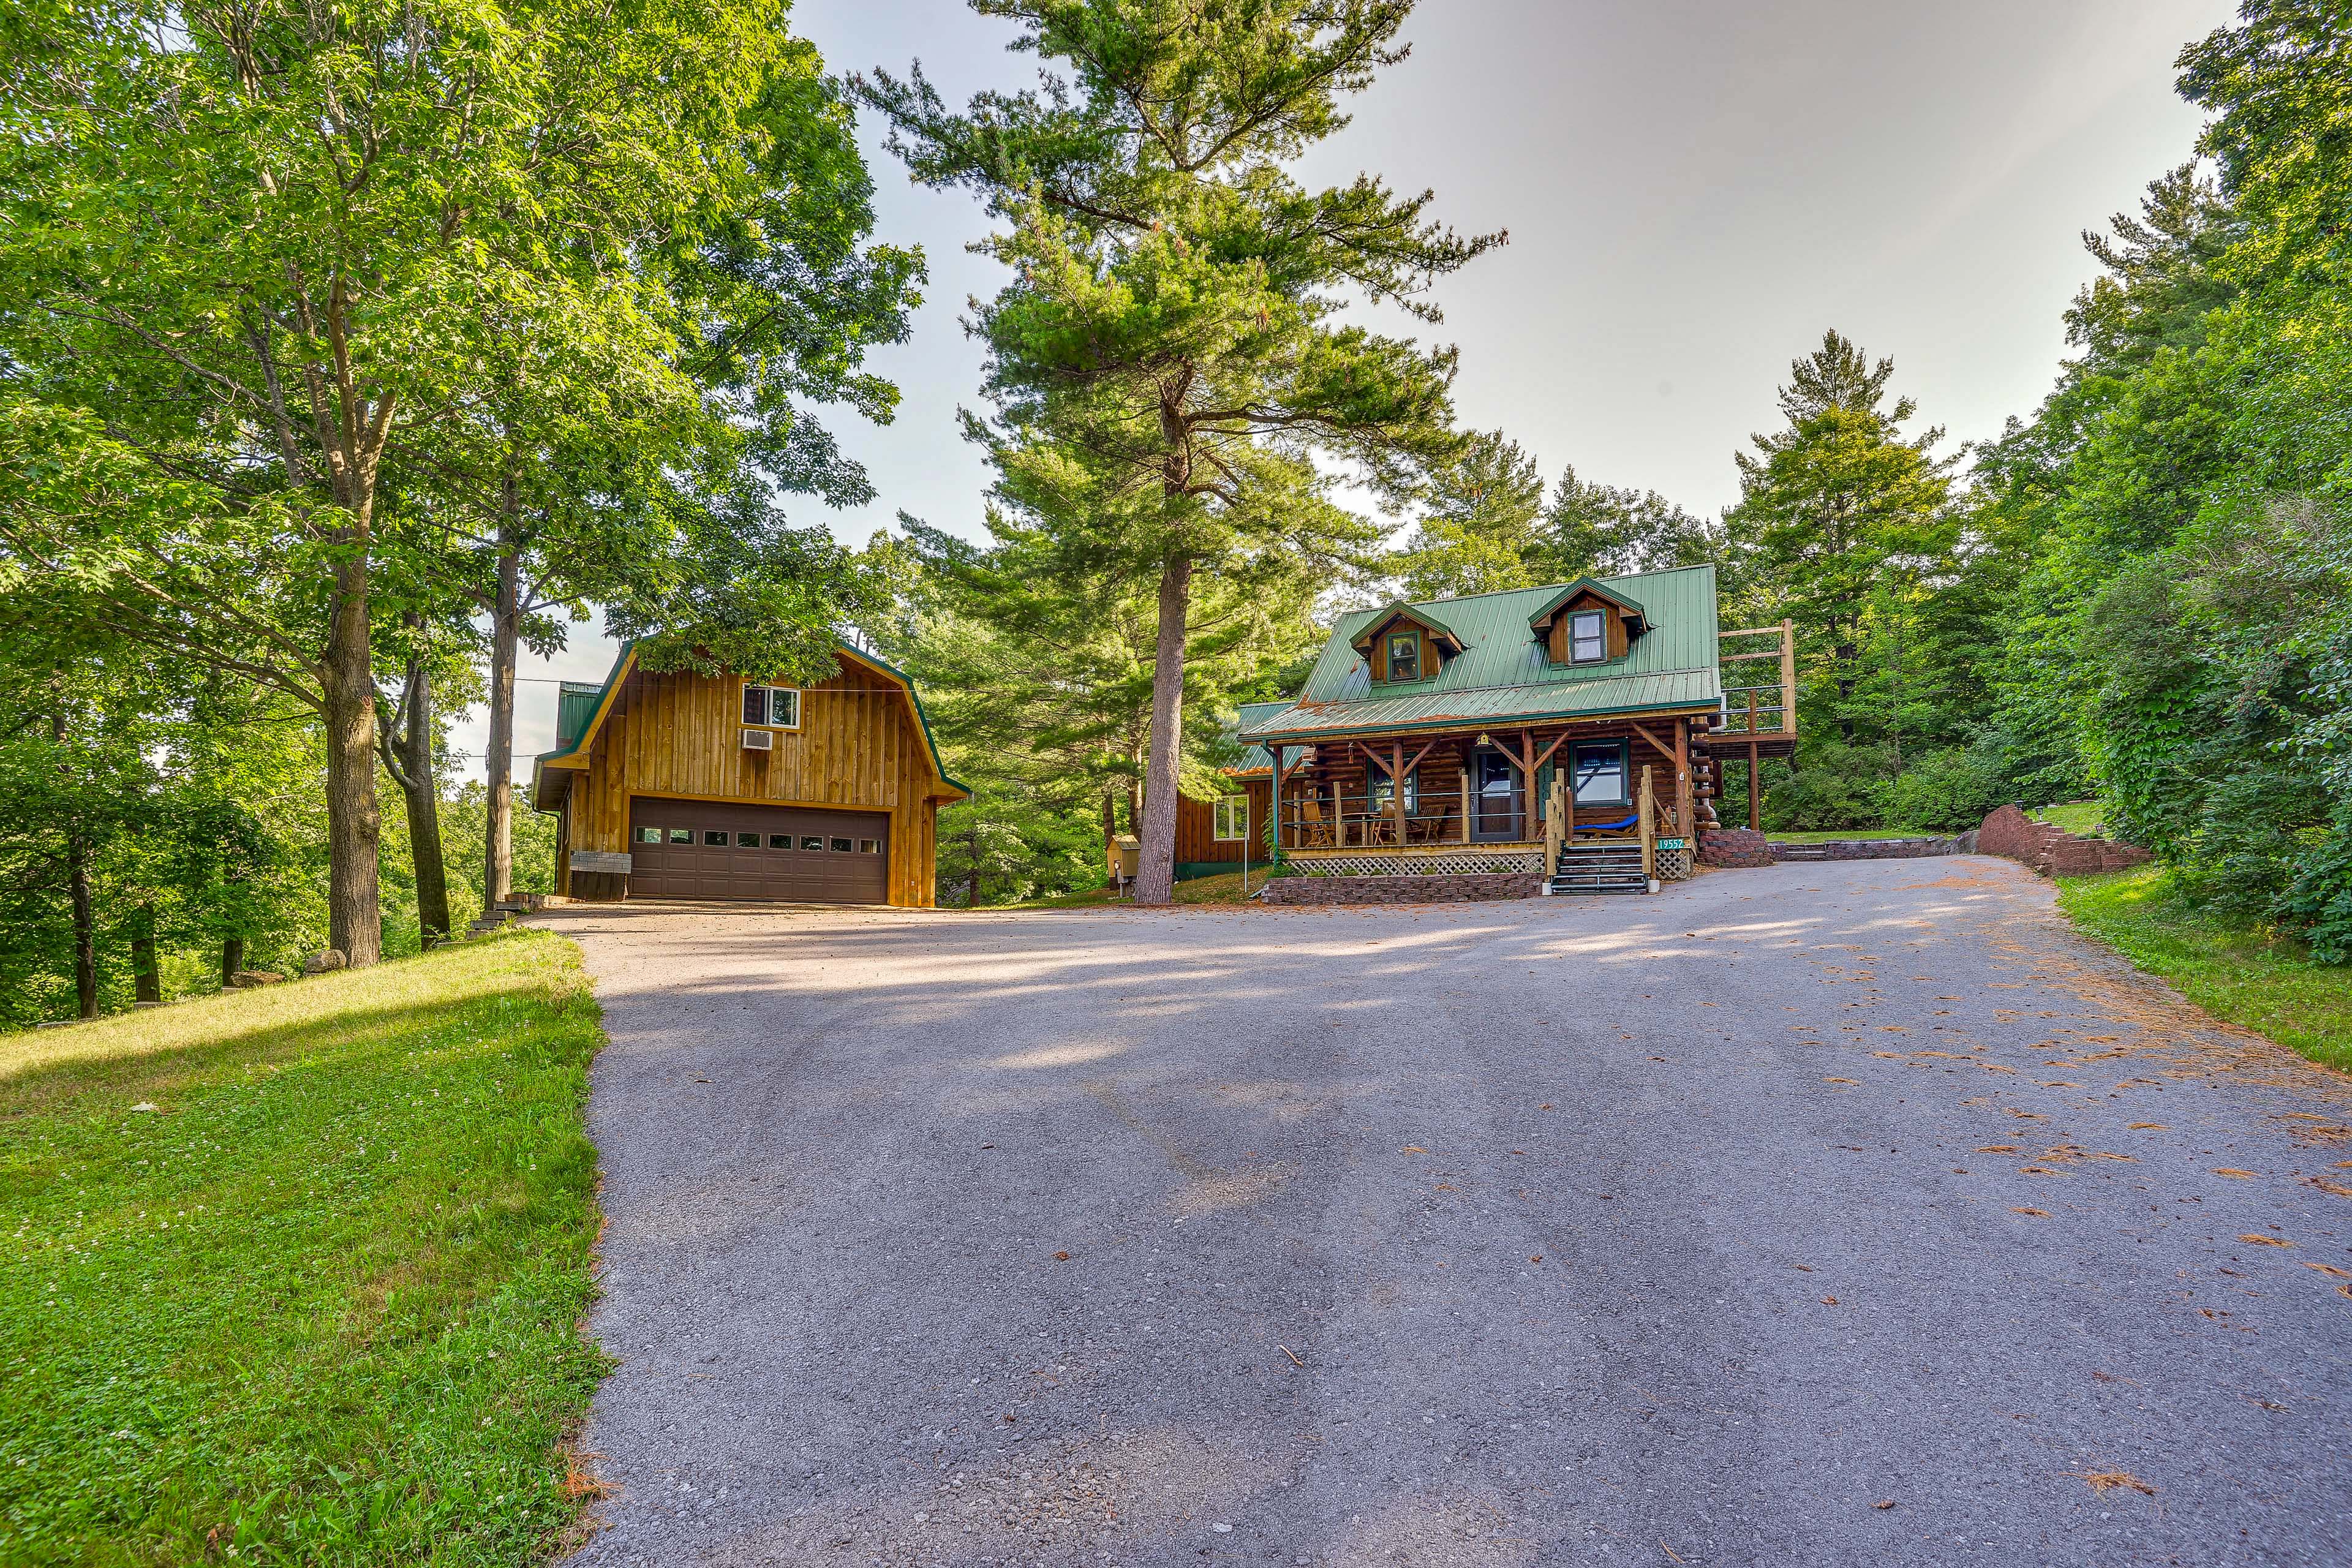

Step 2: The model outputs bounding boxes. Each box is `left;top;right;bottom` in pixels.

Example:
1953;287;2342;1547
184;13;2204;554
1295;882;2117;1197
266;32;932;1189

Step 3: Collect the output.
530;642;967;907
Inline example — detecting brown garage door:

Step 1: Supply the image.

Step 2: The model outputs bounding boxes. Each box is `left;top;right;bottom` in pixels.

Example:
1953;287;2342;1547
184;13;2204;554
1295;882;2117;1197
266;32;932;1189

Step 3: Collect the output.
625;797;889;904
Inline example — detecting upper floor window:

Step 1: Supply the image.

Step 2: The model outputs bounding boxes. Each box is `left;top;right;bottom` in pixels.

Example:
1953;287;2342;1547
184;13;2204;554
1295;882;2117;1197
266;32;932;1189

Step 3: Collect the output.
1213;796;1248;841
1385;631;1422;682
1569;611;1606;664
741;684;801;729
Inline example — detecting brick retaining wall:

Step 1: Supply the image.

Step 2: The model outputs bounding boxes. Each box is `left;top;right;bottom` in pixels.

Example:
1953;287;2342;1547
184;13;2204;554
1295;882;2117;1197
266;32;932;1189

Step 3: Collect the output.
1260;872;1544;905
1976;803;2150;876
1698;829;1775;869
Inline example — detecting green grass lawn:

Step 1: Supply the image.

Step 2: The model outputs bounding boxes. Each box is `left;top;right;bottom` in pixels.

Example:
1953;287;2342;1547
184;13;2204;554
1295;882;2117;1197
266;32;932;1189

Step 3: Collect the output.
0;930;610;1566
1013;867;1278;908
2057;864;2352;1074
2034;799;2109;835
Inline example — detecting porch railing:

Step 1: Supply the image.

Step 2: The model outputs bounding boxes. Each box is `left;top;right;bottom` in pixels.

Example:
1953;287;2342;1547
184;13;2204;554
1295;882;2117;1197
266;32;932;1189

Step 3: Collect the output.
1278;788;1507;851
1719;618;1796;738
1277;786;1687;854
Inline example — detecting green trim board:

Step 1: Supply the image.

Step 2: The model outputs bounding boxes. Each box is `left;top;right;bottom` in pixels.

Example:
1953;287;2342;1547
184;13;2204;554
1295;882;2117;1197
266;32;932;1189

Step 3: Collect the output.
1348;601;1466;657
833;642;971;800
1222;701;1291;776
1523;576;1649;632
531;640;638;780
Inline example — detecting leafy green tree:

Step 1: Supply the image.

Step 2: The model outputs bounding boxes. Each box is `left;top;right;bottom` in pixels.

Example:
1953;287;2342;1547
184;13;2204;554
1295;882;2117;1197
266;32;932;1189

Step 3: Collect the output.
396;49;921;921
0;0;878;963
858;0;1494;903
1387;435;1716;598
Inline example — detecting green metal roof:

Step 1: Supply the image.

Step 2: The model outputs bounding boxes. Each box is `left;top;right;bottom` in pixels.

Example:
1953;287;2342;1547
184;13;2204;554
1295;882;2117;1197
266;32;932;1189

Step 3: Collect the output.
1223;701;1289;774
555;682;605;751
1239;565;1721;745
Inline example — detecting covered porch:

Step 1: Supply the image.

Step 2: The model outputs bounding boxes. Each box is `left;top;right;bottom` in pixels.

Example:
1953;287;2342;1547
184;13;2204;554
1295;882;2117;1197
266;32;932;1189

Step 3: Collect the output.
1257;714;1713;886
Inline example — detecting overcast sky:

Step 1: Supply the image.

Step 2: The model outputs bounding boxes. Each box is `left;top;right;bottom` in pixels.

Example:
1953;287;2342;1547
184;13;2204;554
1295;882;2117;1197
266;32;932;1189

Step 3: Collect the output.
473;0;2234;779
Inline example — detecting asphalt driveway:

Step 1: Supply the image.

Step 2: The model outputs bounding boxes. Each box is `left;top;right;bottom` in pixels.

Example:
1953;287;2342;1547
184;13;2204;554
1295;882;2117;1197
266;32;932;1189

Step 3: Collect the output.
546;856;2352;1567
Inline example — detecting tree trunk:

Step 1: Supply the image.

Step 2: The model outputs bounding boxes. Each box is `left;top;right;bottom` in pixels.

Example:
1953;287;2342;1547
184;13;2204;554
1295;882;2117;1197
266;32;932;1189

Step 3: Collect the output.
66;827;96;1019
1134;553;1193;905
221;937;244;987
132;905;160;1004
1125;741;1141;837
322;565;383;967
967;821;982;908
398;653;454;943
483;538;522;918
1101;793;1117;883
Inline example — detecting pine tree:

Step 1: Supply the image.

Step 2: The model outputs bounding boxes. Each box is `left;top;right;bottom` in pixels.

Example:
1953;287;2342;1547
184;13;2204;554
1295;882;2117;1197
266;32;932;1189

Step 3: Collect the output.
1724;332;1958;743
858;0;1496;903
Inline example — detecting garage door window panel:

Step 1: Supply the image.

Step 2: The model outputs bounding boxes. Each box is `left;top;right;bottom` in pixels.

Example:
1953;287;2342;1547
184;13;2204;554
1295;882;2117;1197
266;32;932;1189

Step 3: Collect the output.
626;799;890;904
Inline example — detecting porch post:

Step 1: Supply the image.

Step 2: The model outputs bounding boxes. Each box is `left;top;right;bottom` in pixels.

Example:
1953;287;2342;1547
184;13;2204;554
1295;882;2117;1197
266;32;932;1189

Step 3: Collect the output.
1391;741;1406;845
1640;764;1656;883
1545;774;1564;880
1675;721;1691;837
1458;767;1472;844
1748;740;1762;832
1270;745;1285;851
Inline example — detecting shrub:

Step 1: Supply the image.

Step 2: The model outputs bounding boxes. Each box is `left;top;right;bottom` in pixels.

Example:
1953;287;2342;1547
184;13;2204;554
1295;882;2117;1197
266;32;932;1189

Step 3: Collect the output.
1757;742;1896;832
2277;816;2352;965
1875;745;2005;831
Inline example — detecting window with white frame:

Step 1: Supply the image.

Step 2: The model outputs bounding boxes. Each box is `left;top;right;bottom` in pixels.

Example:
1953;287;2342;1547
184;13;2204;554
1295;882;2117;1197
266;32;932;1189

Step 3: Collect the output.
1569;610;1607;664
741;683;801;728
1213;795;1248;841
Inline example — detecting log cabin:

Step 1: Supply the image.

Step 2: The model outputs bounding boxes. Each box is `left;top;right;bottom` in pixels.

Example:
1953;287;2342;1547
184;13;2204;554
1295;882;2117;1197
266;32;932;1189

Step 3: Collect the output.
530;642;967;907
1238;565;1795;894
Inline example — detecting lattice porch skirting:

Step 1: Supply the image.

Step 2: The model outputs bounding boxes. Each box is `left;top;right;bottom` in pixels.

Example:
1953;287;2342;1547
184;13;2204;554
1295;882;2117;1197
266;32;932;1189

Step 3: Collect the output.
1294;847;1545;878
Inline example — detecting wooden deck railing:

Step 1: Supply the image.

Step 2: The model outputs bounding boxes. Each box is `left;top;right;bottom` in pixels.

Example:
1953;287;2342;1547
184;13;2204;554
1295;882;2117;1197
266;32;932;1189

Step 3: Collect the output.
1719;618;1796;738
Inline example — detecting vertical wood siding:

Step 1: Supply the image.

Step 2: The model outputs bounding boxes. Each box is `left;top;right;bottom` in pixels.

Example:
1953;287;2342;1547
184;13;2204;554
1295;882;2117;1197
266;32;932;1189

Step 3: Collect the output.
557;654;949;907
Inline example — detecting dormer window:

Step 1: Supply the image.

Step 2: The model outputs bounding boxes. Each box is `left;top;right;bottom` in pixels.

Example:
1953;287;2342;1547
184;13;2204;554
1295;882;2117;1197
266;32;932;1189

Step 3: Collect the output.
1569;611;1605;664
1351;603;1464;682
1386;631;1422;682
1529;579;1648;667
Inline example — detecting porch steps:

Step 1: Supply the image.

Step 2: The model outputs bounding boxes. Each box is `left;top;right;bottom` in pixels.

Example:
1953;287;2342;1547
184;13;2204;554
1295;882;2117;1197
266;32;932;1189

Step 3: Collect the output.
1548;842;1649;897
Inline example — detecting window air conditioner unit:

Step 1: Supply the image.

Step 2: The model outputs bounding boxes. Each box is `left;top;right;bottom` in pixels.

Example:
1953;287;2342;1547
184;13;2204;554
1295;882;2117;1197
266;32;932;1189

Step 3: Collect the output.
741;727;774;751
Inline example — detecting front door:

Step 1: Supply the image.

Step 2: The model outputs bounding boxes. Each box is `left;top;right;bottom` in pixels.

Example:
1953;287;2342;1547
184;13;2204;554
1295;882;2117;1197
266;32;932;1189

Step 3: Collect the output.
1471;750;1522;841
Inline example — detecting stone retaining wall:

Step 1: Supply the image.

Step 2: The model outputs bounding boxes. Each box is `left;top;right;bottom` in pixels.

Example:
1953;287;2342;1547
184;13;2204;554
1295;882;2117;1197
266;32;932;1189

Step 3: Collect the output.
1771;837;1960;862
1260;872;1544;905
1976;803;2150;876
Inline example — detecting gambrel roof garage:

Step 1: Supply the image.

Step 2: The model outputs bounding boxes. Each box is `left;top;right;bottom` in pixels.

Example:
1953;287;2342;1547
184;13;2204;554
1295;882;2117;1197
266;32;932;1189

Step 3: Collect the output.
532;643;967;907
